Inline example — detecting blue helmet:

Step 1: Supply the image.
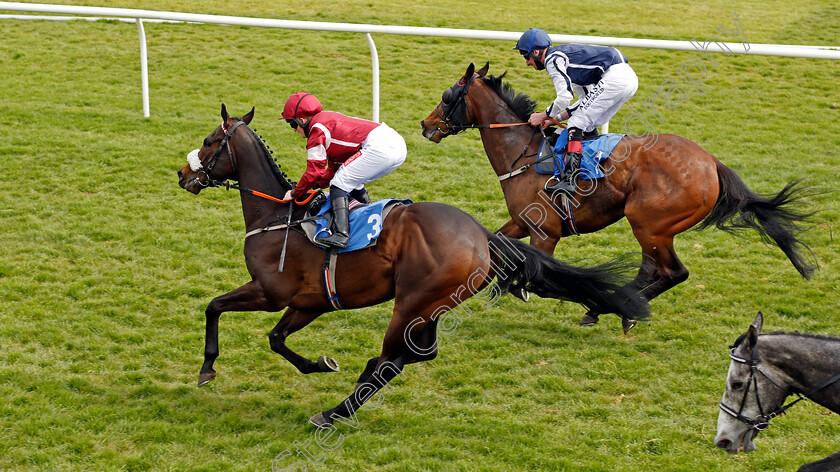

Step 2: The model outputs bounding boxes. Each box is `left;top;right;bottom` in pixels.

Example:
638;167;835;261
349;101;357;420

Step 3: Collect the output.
513;28;552;56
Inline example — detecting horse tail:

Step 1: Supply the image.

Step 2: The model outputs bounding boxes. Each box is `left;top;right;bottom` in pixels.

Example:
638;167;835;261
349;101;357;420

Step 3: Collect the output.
698;160;817;278
486;233;650;321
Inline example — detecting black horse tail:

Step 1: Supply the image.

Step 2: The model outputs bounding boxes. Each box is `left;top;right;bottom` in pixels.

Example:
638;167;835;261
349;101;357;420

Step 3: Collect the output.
697;161;817;278
487;233;650;321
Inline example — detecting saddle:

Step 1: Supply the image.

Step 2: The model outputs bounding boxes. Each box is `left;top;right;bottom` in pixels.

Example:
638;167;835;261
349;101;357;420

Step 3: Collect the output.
536;129;626;180
300;198;412;253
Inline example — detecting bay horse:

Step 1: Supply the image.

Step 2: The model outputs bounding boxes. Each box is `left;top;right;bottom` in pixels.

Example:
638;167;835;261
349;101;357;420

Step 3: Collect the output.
715;312;840;471
421;62;816;329
177;105;649;426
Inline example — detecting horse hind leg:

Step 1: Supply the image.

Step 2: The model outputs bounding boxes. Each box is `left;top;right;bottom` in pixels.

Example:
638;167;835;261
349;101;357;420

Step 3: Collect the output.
580;236;688;333
309;299;444;427
267;307;339;374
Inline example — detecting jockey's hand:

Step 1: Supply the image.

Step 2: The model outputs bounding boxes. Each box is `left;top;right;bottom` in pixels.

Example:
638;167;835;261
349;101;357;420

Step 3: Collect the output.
528;111;548;128
283;190;294;202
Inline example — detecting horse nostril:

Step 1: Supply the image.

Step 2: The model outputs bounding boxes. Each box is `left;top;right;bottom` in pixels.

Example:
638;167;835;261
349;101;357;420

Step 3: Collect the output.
177;170;183;179
716;439;731;449
420;121;426;132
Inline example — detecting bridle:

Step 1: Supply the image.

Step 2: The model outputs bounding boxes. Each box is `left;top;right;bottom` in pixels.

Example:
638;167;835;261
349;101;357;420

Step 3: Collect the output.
430;73;552;181
432;73;480;136
718;346;805;432
720;339;840;432
191;120;245;188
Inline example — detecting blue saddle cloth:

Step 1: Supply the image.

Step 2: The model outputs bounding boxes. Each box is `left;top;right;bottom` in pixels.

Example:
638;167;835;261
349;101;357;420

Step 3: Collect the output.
312;198;412;253
546;130;626;180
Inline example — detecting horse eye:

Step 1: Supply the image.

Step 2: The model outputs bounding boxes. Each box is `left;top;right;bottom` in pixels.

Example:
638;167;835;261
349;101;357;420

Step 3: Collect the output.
203;139;211;148
731;381;744;390
442;88;453;105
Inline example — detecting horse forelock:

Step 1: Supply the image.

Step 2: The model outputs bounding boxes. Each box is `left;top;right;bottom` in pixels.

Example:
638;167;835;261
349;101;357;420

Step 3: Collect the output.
480;74;537;122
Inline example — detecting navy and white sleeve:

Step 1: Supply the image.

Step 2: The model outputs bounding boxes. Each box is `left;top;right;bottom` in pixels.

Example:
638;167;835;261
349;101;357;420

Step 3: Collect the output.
544;53;575;119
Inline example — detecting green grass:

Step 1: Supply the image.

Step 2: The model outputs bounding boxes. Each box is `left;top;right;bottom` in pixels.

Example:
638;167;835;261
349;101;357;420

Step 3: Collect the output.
1;1;839;471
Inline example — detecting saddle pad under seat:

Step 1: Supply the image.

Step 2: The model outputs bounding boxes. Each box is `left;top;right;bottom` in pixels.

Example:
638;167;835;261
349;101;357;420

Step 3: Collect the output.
552;130;627;179
301;198;413;253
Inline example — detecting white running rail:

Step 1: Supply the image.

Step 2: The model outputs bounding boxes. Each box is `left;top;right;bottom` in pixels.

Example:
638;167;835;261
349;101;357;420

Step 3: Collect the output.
2;2;838;119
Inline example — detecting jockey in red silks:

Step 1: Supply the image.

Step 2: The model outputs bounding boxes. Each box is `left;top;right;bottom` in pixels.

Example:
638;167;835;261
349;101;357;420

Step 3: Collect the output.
281;92;407;248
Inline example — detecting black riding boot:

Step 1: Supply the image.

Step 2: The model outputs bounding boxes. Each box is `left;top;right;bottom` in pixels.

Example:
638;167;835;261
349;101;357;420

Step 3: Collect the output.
349;187;371;204
316;188;350;248
545;128;583;194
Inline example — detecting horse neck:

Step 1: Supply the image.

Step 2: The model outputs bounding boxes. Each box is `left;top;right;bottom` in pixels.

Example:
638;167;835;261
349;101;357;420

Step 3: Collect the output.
760;334;840;411
231;136;293;232
470;86;538;176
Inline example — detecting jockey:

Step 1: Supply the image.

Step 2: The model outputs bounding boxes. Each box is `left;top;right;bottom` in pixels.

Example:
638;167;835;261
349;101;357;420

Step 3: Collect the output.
281;92;407;248
514;28;639;193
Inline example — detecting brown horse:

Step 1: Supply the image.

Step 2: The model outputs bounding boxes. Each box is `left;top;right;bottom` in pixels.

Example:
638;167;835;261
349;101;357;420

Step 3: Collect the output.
421;62;815;329
177;105;649;426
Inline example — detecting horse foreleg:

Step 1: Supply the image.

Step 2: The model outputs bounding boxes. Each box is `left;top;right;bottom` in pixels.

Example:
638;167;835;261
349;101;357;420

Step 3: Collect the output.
268;307;337;374
200;279;277;386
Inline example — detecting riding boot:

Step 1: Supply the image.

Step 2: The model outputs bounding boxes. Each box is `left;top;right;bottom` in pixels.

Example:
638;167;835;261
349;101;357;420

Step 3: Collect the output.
316;189;350;248
545;128;583;194
349;187;371;204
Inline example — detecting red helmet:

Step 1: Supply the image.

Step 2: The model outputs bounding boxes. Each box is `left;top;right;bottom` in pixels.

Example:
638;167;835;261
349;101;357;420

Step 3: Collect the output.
282;92;323;120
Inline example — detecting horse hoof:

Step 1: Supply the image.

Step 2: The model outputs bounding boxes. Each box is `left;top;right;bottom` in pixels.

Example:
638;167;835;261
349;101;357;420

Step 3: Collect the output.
580;313;599;326
309;412;332;428
513;288;529;302
317;356;340;372
622;318;637;334
197;372;216;386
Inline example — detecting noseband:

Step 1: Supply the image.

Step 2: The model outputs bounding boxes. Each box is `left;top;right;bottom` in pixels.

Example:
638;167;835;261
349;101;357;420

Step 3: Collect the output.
719;347;805;431
193;120;245;187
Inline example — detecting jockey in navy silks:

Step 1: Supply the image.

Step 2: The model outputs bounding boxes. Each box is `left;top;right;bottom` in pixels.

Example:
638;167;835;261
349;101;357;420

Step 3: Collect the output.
514;28;639;193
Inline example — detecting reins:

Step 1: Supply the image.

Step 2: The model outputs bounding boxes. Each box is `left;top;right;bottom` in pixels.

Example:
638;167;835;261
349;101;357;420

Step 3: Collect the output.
434;73;565;182
720;344;840;431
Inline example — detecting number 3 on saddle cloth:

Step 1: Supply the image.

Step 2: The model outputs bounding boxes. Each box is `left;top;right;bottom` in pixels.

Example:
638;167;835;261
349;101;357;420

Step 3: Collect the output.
535;129;626;179
300;197;413;310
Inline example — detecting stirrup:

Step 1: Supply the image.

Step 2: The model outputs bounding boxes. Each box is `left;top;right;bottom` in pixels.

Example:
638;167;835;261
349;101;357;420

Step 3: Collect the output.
315;231;349;248
544;176;575;194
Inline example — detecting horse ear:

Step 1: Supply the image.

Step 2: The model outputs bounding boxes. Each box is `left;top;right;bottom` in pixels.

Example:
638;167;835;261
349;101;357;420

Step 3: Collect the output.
465;63;475;78
243;106;255;125
752;311;764;334
476;62;489;77
221;103;229;122
745;324;759;354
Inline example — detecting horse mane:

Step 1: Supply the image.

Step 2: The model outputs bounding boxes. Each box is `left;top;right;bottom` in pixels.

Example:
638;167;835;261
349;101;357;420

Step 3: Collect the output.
232;117;295;191
733;329;840;348
480;73;538;122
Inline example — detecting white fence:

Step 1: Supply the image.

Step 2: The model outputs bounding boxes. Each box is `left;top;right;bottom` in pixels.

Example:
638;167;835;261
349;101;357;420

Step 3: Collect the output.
2;2;839;119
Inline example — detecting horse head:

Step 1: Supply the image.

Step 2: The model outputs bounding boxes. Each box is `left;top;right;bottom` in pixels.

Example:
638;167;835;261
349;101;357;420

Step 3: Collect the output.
420;62;489;142
178;104;255;194
715;312;790;454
